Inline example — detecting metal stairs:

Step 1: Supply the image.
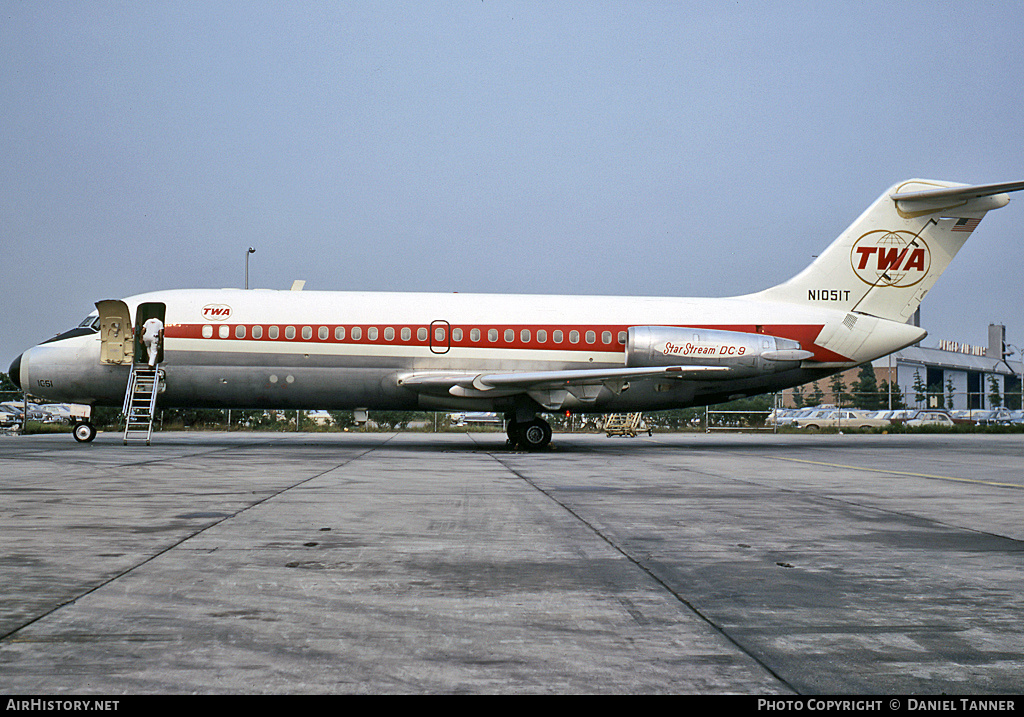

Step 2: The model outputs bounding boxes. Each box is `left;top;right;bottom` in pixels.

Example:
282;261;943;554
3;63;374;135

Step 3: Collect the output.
123;363;160;445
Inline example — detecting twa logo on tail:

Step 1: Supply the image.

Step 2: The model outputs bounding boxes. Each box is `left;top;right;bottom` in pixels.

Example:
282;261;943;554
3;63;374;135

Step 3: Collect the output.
850;230;931;288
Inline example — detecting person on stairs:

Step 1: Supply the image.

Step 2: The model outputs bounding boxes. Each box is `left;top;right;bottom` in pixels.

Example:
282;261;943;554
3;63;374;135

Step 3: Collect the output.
140;317;164;367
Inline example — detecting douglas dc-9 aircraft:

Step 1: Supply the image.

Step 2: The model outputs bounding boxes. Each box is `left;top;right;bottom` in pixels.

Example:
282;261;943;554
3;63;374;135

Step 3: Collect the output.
9;179;1024;448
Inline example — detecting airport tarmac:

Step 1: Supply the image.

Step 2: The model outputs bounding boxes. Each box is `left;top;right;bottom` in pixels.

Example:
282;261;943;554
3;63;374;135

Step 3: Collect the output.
0;430;1021;694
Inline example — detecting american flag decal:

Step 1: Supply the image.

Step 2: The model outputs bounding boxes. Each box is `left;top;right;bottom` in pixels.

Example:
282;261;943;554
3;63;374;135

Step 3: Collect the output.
952;217;981;232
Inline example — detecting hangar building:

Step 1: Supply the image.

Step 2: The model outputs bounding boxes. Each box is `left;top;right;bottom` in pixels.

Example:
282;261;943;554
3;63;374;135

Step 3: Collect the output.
785;324;1023;411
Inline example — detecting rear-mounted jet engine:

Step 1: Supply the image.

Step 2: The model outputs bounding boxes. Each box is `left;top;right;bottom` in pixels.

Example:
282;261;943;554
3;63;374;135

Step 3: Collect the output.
625;326;813;377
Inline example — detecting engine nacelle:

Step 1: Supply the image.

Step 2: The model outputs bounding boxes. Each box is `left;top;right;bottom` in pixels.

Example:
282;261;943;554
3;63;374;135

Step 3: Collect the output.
625;326;813;377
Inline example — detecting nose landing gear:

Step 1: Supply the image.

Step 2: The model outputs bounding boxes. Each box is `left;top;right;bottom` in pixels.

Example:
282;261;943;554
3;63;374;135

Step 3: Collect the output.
72;422;97;443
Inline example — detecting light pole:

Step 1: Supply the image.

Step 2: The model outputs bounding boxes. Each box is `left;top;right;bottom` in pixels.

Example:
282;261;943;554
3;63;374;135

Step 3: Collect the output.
887;353;892;410
245;247;256;289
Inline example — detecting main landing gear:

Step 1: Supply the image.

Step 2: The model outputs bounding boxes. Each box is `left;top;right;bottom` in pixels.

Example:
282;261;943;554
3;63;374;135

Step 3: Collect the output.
506;417;552;450
72;421;97;443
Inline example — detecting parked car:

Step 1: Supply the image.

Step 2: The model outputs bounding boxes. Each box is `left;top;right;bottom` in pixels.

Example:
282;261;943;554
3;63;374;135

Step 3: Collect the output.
793;409;887;430
36;404;74;424
868;410;910;423
0;402;49;423
926;409;975;425
767;408;815;427
973;408;1014;426
890;409;956;427
789;408;834;429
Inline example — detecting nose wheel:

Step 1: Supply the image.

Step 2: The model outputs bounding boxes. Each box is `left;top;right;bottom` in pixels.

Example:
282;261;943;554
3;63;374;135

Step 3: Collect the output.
72;421;97;443
507;417;552;450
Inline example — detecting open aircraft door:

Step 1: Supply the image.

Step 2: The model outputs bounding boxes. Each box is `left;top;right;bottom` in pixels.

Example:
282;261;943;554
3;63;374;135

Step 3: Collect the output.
133;302;166;365
96;300;134;366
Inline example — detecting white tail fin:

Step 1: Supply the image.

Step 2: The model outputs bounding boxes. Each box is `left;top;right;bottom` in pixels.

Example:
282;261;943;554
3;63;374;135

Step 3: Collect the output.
750;180;1024;323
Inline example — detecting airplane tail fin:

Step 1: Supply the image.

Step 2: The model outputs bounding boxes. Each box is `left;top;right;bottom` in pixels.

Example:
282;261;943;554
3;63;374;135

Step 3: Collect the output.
749;180;1024;323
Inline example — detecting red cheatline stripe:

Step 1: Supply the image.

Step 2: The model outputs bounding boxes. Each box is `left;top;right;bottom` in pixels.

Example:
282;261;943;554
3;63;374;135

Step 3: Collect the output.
164;322;845;361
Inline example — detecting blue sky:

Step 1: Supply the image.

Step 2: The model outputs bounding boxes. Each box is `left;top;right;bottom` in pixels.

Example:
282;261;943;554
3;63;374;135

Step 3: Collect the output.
4;1;1024;368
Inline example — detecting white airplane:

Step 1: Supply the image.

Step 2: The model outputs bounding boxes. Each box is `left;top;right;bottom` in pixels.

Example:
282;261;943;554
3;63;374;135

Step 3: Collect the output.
9;179;1024;448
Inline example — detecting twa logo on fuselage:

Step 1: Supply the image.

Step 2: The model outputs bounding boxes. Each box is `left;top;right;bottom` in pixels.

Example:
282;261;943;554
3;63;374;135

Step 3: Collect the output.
850;230;931;288
202;304;232;321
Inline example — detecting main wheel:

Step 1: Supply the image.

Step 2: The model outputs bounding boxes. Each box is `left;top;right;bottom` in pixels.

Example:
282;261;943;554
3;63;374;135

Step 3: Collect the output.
516;418;552;450
72;422;97;443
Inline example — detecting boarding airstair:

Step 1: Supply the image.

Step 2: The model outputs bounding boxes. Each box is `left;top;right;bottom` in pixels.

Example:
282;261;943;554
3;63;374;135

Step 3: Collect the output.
123;363;160;445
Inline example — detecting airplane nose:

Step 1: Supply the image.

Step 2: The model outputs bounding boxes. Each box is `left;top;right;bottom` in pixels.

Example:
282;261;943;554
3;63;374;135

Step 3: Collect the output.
8;353;22;390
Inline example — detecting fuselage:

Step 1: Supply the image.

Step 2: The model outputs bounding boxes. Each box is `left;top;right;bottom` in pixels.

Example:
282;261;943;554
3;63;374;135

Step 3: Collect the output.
11;287;924;414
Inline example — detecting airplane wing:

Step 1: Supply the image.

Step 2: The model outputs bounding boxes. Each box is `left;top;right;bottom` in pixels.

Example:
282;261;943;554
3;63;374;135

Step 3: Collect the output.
397;365;730;409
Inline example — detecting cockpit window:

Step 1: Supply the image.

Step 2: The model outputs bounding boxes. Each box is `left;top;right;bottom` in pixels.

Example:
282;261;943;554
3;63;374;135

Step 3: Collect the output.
43;313;101;344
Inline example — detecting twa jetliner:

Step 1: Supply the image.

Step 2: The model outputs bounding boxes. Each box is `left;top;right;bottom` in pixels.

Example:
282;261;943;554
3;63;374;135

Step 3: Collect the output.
9;179;1024;448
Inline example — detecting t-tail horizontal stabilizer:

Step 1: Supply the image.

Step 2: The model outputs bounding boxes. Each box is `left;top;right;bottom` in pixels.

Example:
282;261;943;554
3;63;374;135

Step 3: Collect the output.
750;179;1024;323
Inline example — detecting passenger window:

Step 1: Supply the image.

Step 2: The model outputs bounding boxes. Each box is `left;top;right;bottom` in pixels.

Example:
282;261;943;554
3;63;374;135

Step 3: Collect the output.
384;327;395;341
553;330;563;343
452;328;463;342
252;325;263;340
602;331;612;344
202;325;213;339
368;327;378;341
537;329;547;343
504;329;514;343
351;327;362;340
319;326;329;340
335;326;345;341
269;326;279;340
236;325;246;339
219;325;230;339
521;329;530;343
401;327;411;341
585;331;595;344
301;326;312;340
285;326;296;340
417;327;427;341
470;328;481;342
488;329;498;342
618;331;626;345
569;330;580;344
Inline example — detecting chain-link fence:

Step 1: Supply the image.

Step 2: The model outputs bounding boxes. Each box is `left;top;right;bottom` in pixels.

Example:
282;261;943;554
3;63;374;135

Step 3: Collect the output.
785;388;1023;414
